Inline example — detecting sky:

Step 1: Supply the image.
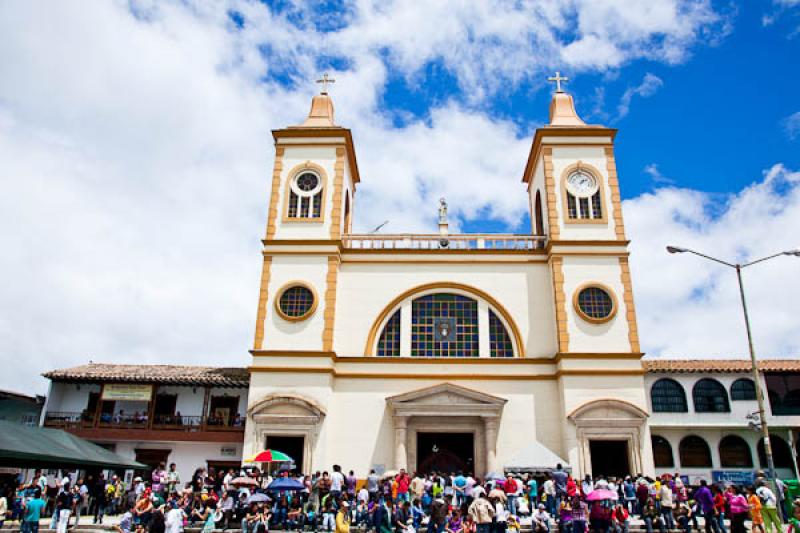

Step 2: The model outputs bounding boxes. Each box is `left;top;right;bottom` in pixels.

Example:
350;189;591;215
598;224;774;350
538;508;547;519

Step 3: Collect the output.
1;0;799;394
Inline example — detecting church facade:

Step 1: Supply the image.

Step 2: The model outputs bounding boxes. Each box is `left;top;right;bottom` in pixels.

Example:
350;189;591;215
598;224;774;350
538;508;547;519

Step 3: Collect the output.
245;85;652;478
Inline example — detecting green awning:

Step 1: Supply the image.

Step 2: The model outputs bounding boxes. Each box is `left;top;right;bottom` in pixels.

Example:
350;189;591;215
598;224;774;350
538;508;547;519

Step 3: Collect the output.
0;421;146;469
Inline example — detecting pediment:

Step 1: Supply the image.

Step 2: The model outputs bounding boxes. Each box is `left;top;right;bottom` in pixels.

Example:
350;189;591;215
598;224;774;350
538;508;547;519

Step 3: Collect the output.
248;392;326;419
567;398;648;423
387;383;507;407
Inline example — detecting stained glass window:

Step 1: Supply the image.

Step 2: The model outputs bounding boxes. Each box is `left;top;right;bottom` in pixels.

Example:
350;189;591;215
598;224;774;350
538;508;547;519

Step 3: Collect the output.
567;193;578;219
278;286;315;319
377;310;401;357
489;310;513;358
411;294;478;357
577;286;614;321
591;190;603;218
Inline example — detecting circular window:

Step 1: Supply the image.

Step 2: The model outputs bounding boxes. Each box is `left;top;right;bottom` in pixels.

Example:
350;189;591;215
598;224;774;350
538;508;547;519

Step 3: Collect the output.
275;283;317;321
574;284;617;323
296;172;319;192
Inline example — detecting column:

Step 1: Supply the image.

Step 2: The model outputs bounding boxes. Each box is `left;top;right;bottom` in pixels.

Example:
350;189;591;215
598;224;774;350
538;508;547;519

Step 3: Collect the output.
394;415;409;470
484;418;499;474
478;300;490;357
400;301;412;356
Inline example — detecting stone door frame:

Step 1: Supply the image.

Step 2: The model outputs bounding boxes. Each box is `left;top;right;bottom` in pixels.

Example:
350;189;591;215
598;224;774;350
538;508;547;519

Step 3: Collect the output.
387;383;506;476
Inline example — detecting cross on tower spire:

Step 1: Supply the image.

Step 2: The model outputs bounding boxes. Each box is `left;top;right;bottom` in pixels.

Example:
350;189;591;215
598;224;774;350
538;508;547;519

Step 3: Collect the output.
547;71;569;93
316;73;335;95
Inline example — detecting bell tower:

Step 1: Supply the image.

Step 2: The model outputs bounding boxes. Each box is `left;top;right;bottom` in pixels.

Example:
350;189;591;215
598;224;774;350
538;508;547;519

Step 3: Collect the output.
251;78;360;354
522;74;653;476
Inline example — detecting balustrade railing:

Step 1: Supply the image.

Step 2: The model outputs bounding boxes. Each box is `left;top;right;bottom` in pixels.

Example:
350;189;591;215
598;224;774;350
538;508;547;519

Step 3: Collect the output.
343;234;546;251
43;412;244;432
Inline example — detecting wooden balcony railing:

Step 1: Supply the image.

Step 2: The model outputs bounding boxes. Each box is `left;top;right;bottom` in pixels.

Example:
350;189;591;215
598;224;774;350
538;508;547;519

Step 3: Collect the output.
43;412;245;432
342;234;546;251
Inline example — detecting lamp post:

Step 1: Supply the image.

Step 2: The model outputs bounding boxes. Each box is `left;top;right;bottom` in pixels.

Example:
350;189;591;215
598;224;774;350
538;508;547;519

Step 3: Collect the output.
666;246;800;481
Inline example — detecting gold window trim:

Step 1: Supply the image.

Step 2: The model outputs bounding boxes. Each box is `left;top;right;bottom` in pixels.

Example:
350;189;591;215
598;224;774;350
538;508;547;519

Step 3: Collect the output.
560;161;608;225
282;161;328;223
274;281;319;322
572;282;618;324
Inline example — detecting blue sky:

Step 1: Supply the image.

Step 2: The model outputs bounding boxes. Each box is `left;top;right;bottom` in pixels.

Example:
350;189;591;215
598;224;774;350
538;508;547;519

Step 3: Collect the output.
0;0;799;392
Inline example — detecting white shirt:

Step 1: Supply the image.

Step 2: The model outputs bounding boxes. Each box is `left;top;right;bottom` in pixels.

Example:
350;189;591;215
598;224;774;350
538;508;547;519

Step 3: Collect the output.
543;480;555;496
358;488;369;503
495;502;508;523
166;508;185;533
756;486;777;508
533;510;550;524
331;471;344;492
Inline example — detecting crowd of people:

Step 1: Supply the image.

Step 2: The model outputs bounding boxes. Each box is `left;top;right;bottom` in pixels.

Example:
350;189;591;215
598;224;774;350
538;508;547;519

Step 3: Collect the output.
3;463;799;533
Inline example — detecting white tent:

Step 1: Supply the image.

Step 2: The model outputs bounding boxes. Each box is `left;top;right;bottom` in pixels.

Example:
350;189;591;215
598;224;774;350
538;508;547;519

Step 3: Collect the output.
503;441;571;474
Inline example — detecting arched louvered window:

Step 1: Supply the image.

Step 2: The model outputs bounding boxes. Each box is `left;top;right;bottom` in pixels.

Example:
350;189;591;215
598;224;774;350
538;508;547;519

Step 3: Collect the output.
287;171;324;219
719;435;753;467
376;310;400;357
758;434;793;469
651;378;688;413
731;378;756;401
489;310;513;358
679;435;713;468
693;378;730;413
652;436;674;468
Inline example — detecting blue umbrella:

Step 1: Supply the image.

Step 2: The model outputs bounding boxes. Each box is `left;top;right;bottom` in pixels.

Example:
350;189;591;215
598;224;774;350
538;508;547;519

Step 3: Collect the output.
267;477;305;491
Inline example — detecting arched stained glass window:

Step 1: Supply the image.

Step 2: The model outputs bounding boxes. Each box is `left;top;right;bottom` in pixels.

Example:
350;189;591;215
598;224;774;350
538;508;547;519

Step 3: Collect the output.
376;309;400;357
719;435;753;467
679;435;712;468
411;294;478;357
693;378;730;413
652;436;674;467
651;379;688;413
731;378;756;401
489;310;513;358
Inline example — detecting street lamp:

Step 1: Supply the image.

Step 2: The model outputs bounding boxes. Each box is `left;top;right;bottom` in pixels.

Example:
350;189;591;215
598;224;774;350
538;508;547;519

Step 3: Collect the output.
666;245;799;482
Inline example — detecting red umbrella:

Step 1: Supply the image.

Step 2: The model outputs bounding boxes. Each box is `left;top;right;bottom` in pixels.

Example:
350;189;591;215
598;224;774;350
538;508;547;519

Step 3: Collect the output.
246;449;292;463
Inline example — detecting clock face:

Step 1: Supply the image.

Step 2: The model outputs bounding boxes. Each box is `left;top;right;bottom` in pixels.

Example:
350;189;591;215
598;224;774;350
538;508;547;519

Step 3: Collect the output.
567;170;598;197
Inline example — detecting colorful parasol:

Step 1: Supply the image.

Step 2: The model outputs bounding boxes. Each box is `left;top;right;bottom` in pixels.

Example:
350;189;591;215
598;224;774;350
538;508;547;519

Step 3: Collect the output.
246;449;293;463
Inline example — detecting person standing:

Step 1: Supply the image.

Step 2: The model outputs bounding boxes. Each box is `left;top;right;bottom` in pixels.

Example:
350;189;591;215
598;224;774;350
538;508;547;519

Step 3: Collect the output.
21;488;46;533
658;479;675;530
330;466;345;502
503;475;518;517
367;470;380;502
468;494;495;533
727;486;749;533
167;464;181;495
756;483;781;533
695;480;720;533
542;478;556;518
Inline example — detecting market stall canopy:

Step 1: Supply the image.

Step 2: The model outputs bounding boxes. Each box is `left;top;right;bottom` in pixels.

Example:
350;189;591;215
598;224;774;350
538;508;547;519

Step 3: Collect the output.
0;421;145;469
503;441;570;474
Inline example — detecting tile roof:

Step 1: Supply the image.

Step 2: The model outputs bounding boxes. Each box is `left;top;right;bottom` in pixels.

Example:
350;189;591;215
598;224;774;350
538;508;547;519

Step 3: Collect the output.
643;359;800;373
42;363;250;387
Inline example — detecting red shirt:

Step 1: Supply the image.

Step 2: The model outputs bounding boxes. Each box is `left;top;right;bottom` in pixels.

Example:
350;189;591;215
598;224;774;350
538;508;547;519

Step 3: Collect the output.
504;479;518;494
396;474;410;493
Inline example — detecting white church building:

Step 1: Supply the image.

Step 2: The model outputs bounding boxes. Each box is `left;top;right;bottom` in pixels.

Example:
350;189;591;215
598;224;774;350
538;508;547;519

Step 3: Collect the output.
38;84;800;484
245;83;651;479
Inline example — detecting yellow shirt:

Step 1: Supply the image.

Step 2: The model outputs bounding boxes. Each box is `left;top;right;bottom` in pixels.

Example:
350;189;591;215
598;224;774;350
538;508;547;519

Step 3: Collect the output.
336;510;350;533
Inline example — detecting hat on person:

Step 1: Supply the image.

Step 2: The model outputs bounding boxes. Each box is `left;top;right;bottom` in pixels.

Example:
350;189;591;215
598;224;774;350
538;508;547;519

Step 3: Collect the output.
341;501;350;507
134;477;143;482
538;504;545;510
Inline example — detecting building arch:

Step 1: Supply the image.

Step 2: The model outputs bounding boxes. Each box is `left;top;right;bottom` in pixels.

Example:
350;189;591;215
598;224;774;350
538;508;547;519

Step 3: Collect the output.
757;434;794;469
719;435;753;467
651;435;674;468
679;435;712;467
693;378;730;413
364;282;523;357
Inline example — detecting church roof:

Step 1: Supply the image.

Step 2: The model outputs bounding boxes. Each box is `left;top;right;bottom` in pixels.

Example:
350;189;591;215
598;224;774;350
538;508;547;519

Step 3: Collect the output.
43;363;250;387
643;359;800;373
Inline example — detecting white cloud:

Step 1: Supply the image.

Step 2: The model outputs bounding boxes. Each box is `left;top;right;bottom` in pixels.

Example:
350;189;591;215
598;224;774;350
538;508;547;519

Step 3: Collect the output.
0;0;766;394
617;73;664;119
625;164;800;358
783;111;800;139
643;163;675;185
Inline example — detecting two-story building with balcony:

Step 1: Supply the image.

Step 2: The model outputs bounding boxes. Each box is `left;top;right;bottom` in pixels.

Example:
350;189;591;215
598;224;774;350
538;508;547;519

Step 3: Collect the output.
41;364;248;477
644;359;800;484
